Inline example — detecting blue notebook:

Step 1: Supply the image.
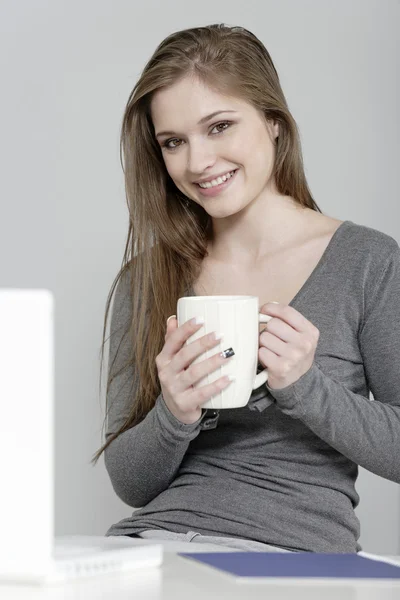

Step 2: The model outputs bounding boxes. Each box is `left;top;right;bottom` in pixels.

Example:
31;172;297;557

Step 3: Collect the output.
177;552;400;581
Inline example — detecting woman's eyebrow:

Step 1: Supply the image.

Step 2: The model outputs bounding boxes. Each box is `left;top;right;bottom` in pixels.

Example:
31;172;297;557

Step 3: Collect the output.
155;110;238;139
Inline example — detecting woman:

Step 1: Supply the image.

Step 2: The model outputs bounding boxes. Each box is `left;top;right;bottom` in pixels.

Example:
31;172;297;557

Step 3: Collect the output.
92;24;400;553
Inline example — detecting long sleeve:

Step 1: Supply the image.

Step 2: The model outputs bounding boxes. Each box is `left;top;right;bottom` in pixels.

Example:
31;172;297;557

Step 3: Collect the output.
103;270;203;508
265;242;400;483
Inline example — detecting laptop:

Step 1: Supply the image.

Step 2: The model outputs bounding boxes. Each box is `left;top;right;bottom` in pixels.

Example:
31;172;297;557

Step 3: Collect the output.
0;289;162;585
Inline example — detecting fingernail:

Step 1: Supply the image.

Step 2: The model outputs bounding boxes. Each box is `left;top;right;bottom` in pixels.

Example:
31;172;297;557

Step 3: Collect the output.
167;315;176;325
191;316;205;325
220;348;235;358
211;331;224;341
269;301;279;304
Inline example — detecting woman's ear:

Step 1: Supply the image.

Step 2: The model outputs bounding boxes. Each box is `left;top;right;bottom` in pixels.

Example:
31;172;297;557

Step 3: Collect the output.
266;119;279;142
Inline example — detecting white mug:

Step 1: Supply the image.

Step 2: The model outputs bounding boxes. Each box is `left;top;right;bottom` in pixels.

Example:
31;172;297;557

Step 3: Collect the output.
177;295;272;409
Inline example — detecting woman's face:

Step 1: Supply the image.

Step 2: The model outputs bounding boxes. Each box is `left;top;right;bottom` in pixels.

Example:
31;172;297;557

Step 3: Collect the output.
150;76;279;219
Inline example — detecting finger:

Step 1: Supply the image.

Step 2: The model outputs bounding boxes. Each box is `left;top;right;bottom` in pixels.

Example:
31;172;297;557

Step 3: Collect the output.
178;346;234;391
170;330;224;376
261;318;296;343
161;316;205;364
166;314;177;334
186;372;235;408
260;303;310;333
260;329;287;356
259;346;280;369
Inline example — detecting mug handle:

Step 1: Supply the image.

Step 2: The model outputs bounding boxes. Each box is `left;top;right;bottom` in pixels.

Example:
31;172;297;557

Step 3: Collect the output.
252;313;273;389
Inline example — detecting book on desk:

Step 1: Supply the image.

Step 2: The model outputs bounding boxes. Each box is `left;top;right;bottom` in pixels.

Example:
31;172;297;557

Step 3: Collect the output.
177;551;400;584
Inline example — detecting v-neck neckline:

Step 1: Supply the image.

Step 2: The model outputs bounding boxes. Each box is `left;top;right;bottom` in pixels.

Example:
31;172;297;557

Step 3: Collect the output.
187;220;353;306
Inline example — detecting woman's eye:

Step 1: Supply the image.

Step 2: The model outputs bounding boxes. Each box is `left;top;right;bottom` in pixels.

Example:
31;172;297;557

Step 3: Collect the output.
211;121;231;135
163;138;180;150
162;121;232;151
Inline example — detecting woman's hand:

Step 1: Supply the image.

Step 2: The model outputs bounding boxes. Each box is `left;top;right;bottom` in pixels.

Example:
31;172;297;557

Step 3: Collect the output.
156;316;235;425
258;302;320;390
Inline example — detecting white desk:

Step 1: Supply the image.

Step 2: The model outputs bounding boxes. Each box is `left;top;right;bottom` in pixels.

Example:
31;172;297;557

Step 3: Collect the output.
1;540;400;599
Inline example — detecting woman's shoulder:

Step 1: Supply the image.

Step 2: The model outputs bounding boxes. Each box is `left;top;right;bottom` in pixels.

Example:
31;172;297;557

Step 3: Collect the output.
346;219;398;249
339;219;399;264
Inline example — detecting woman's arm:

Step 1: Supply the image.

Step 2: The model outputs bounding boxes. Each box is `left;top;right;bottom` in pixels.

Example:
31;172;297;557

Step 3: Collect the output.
265;243;400;483
103;271;202;508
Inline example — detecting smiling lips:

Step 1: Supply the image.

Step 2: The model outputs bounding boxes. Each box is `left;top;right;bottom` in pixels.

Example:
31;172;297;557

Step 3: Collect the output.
195;168;239;197
196;169;237;188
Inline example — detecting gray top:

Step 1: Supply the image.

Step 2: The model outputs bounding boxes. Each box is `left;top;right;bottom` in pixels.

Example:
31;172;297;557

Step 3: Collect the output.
104;220;400;552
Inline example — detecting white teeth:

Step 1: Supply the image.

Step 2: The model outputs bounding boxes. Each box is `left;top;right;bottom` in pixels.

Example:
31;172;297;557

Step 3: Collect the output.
198;170;236;189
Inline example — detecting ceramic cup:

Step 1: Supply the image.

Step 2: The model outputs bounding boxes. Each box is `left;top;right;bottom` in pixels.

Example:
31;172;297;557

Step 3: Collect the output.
177;295;272;409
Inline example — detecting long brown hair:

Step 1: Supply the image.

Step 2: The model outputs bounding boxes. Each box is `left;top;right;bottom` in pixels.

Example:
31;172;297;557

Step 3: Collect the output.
91;23;322;465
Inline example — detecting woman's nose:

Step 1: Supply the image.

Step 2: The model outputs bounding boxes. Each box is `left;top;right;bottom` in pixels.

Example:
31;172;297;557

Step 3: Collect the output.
187;142;216;174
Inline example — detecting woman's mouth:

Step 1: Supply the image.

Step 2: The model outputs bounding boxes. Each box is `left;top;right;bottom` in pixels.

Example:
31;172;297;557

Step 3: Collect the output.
194;169;239;197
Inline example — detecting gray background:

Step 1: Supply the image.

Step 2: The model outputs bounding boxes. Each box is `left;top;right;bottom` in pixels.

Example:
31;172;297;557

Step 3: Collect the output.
1;0;399;553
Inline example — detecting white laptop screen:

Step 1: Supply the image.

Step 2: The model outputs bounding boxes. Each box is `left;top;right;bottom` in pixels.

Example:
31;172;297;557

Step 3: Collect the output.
0;289;54;574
